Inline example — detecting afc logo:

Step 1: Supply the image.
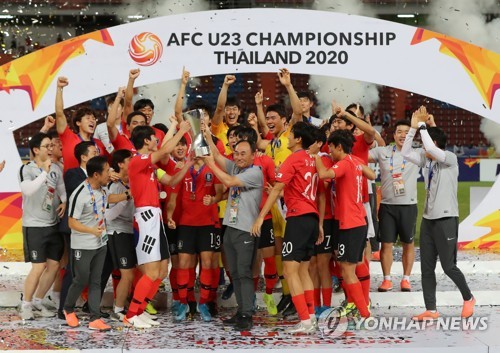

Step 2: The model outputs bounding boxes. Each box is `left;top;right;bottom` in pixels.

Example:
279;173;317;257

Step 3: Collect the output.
120;257;128;266
74;250;82;260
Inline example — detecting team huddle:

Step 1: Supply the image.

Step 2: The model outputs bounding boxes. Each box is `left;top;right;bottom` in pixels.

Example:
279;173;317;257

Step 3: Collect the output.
18;68;475;333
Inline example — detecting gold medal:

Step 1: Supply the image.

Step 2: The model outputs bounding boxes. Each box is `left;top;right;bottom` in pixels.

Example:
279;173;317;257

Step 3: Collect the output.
190;192;196;200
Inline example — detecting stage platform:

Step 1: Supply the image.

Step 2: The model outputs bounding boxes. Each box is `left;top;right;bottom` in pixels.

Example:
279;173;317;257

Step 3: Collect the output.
0;306;499;352
1;249;499;352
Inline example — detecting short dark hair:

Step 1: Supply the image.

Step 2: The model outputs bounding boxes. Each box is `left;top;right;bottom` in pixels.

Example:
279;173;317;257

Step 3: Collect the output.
131;125;156;150
111;149;133;172
234;139;256;153
266;104;286;118
74;141;95;164
190;98;214;118
312;126;326;145
236;126;258;145
126;111;147;126
29;132;50;155
291;122;315;149
427;127;447;149
152;123;168;135
133;98;154;111
328;129;356;154
72;108;96;133
177;136;187;146
346;103;364;117
106;95;124;108
86;155;108;178
47;129;59;140
297;91;313;101
226;96;241;109
227;124;241;138
394;119;411;130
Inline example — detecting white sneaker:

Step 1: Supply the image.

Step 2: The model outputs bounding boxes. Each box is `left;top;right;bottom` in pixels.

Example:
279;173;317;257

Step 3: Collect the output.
310;315;318;329
42;296;58;310
141;311;158;321
285;321;316;334
32;303;56;318
139;313;160;326
124;315;152;329
19;305;35;320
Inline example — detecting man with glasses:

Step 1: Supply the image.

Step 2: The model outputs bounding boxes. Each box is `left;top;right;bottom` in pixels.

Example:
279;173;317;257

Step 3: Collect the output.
18;132;66;320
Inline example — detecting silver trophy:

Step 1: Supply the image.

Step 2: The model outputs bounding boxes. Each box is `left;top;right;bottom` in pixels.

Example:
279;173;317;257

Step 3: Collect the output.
183;109;210;157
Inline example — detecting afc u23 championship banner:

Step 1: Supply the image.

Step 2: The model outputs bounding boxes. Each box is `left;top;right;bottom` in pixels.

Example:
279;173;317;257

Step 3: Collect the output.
0;8;499;249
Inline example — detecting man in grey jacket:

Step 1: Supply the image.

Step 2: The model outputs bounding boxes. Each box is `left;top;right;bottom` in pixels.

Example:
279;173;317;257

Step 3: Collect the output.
402;106;475;321
203;129;263;332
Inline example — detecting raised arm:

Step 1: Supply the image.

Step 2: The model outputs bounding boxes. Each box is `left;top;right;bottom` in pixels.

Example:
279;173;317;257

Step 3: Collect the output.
332;100;375;144
174;67;190;123
202;125;228;172
401;110;424;165
212;75;236;128
124;68;140;121
55;77;69;134
107;87;126;142
151;120;191;165
415;106;446;162
40;116;55;133
278;68;302;126
255;89;269;137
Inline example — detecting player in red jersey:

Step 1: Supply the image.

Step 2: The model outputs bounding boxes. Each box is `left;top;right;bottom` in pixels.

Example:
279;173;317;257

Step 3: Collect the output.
55;77;108;173
252;122;323;334
315;129;376;321
160;138;188;314
123;69;167;144
124;122;192;329
330;103;377;311
166;156;223;322
307;128;334;317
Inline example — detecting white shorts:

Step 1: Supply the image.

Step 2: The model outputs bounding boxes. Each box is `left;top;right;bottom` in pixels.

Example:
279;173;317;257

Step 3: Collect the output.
363;202;376;239
135;206;170;265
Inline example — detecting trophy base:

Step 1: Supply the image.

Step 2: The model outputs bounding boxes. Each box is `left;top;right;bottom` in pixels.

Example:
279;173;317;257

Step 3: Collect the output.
194;146;210;157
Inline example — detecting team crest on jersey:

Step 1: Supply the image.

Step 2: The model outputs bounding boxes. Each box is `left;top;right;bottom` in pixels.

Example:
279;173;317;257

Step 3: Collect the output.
31;250;38;260
120;257;128;266
74;250;82;260
205;173;213;183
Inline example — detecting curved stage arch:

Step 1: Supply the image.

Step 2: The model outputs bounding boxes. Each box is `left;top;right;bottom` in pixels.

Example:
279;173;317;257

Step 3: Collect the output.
0;8;499;248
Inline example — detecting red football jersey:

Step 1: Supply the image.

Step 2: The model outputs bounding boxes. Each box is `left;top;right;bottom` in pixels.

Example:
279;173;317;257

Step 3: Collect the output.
331;154;367;229
276;149;319;218
352;133;370;203
174;164;220;226
122;123;165;146
128;153;161;208
161;159;183;223
59;126;108;173
111;133;136;153
320;155;334;220
254;154;276;220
